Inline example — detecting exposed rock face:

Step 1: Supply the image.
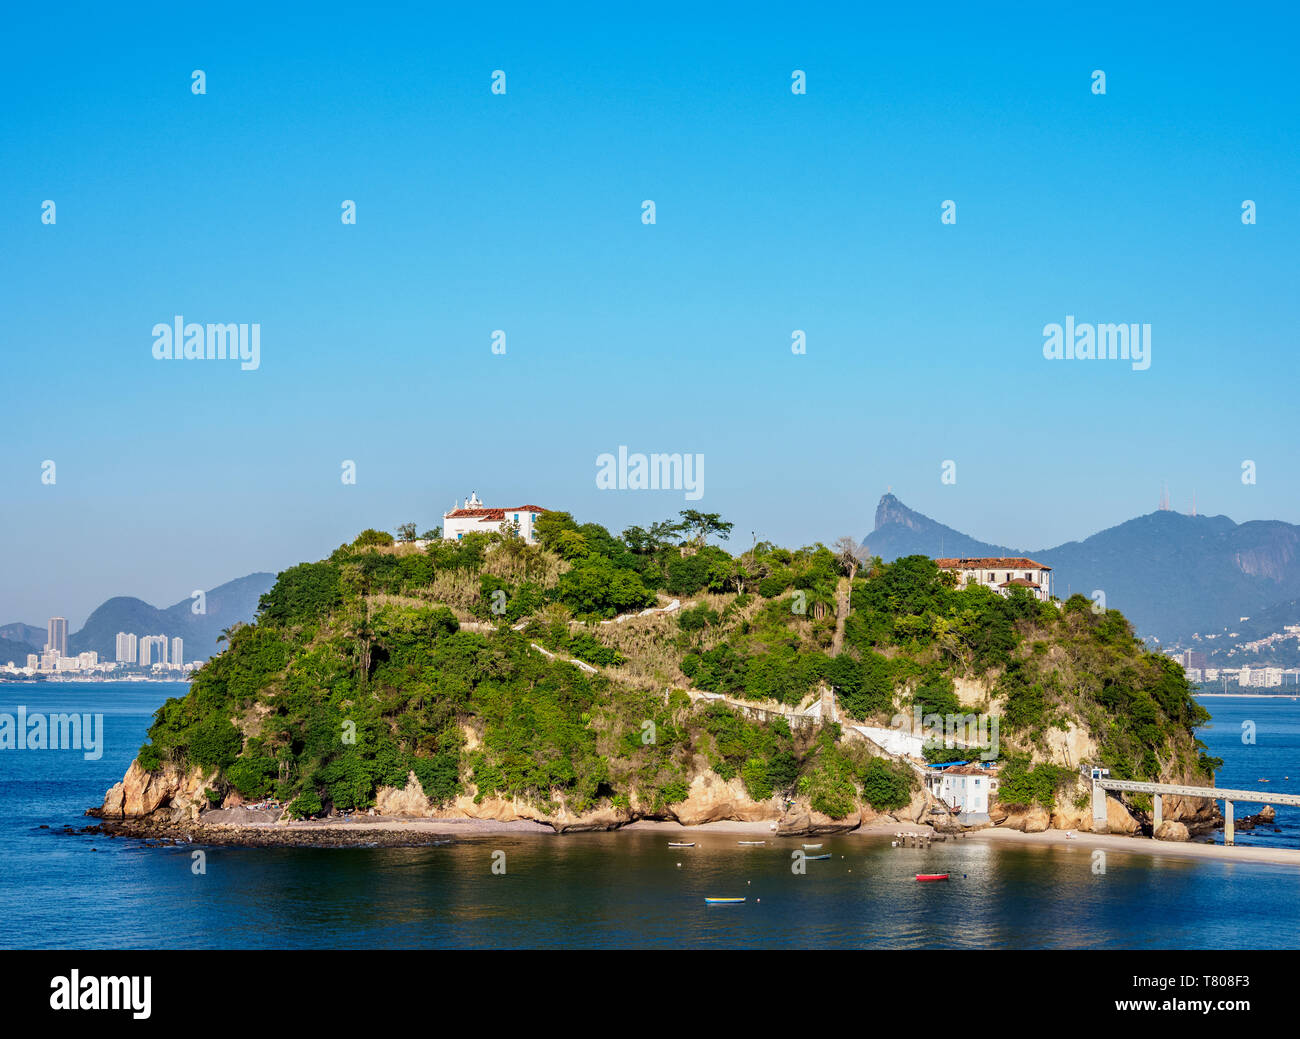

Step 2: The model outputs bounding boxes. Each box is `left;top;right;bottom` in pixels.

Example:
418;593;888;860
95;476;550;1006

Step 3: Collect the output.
99;758;918;838
1105;795;1141;834
777;805;860;835
952;677;991;709
1154;820;1190;841
547;805;628;833
375;772;433;817
1051;801;1091;831
1259;805;1276;823
668;774;781;826
1041;723;1097;771
100;760;218;824
890;787;929;824
992;803;1051;832
371;771;789;832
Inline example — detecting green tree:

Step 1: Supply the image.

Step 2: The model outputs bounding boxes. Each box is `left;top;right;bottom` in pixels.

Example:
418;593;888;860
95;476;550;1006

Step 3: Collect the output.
679;510;734;547
534;511;578;552
353;528;395;548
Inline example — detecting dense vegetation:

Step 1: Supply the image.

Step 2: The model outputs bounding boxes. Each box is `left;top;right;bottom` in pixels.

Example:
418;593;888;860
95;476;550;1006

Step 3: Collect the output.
134;510;1212;822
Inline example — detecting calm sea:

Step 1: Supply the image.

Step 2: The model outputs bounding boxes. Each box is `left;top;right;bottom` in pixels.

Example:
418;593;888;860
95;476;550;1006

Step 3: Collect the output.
2;683;1298;949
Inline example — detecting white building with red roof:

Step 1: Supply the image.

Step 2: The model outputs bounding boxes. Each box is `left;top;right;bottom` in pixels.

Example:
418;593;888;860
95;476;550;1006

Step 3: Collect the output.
442;493;547;544
934;557;1052;602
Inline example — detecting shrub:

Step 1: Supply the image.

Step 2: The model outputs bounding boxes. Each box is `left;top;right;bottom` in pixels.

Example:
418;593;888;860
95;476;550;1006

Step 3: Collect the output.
859;756;912;811
741;757;773;801
996;758;1070;810
661;779;690;805
226;755;277;799
188;717;244;770
258;561;342;627
287;789;323;819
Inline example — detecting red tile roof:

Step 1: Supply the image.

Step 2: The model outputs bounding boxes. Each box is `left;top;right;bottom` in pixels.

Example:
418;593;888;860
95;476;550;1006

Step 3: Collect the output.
999;578;1042;588
444;505;548;519
935;557;1050;570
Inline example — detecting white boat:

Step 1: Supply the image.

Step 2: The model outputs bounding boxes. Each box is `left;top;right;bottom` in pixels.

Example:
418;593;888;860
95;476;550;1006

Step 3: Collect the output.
802;843;822;850
668;842;695;848
738;840;765;845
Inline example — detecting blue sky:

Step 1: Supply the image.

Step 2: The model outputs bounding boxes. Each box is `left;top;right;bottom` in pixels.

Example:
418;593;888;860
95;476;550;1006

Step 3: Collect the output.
2;2;1297;627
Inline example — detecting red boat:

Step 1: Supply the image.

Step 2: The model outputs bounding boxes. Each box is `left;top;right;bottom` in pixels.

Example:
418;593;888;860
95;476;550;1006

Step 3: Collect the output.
915;873;949;882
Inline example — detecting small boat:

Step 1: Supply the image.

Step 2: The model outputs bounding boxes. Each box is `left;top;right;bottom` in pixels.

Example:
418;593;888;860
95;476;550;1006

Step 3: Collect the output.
915;873;949;882
668;842;696;848
704;897;745;904
738;840;765;845
803;853;831;860
802;843;822;850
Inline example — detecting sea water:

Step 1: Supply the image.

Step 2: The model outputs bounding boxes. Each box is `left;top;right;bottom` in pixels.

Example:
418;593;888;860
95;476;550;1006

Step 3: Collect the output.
1;683;1297;949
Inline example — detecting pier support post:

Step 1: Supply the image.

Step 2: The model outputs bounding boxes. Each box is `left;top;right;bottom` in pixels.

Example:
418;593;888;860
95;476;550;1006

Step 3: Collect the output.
1225;800;1234;847
1153;793;1162;835
1092;779;1108;833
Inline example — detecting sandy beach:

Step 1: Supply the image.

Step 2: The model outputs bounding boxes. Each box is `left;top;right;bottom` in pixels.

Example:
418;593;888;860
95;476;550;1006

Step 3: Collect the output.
965;825;1300;868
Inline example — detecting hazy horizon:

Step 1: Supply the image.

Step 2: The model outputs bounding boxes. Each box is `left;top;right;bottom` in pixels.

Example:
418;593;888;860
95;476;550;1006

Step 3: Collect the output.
1;492;1280;631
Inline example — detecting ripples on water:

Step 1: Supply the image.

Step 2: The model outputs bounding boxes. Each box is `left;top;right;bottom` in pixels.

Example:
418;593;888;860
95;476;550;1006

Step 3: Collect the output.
2;684;1298;948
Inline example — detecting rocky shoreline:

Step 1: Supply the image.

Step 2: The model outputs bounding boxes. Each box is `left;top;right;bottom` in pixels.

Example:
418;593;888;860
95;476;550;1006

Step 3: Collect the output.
92;758;918;845
89;754;1263;850
82;816;480;848
82;804;863;847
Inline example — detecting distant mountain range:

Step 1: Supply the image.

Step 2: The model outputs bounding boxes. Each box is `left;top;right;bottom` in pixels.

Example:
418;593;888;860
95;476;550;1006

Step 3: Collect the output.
2;572;276;665
861;494;1300;646
0;623;46;662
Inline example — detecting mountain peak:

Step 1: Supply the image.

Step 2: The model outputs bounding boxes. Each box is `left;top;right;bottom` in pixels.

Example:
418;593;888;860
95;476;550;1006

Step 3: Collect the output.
858;495;1300;644
873;493;920;532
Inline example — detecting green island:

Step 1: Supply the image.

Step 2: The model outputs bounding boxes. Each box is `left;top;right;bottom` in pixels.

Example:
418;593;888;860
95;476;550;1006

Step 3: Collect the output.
102;510;1219;837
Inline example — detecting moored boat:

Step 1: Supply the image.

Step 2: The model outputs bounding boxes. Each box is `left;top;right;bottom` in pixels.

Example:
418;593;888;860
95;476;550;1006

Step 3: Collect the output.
704;897;746;904
915;873;949;882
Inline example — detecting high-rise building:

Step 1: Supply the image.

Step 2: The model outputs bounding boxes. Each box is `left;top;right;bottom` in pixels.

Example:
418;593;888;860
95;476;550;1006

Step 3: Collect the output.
47;617;68;657
115;632;139;663
171;637;183;669
137;635;171;667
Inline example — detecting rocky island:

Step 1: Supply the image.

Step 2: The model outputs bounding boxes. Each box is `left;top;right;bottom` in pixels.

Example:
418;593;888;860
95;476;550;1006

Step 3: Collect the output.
93;512;1222;846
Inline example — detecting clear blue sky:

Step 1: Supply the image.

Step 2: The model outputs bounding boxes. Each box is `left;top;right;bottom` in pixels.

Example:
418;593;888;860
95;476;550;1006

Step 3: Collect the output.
2;2;1297;628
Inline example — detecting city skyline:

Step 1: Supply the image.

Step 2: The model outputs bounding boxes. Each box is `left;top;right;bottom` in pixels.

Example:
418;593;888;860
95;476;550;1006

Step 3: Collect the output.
4;620;186;673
